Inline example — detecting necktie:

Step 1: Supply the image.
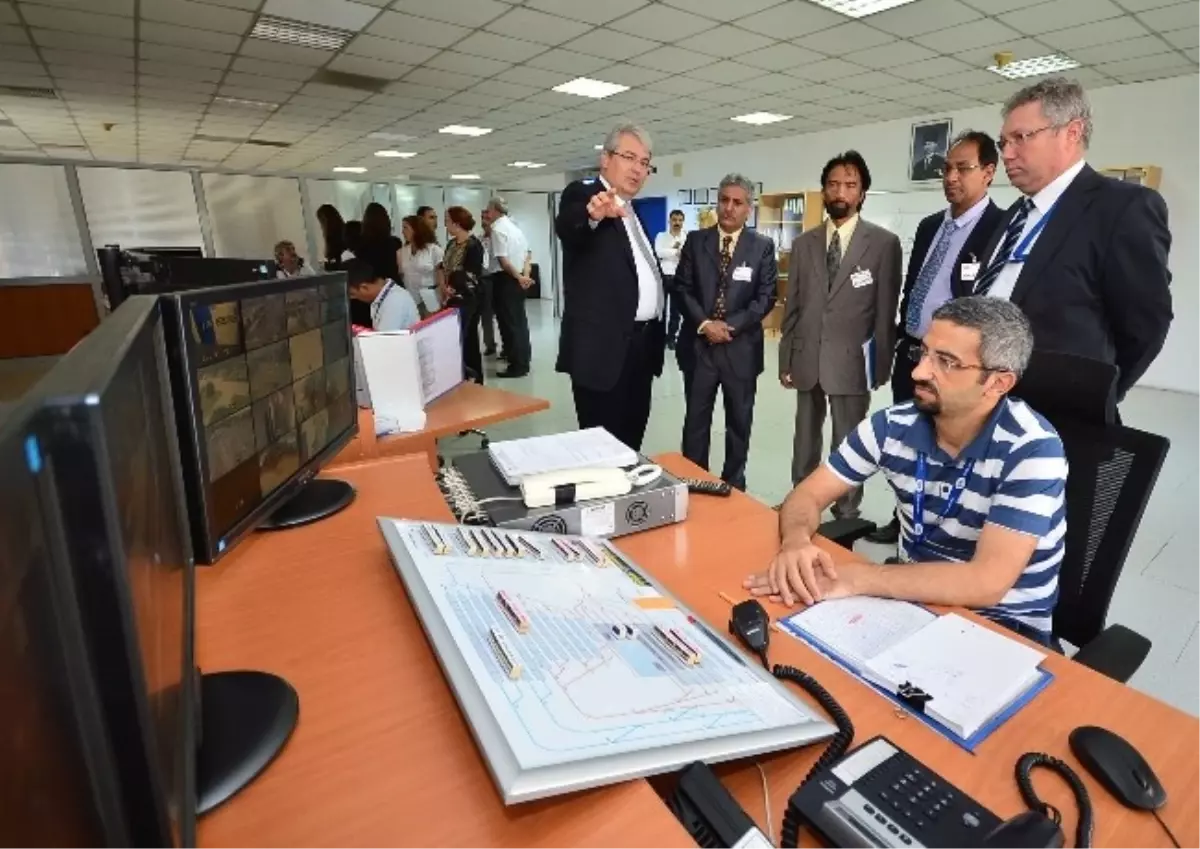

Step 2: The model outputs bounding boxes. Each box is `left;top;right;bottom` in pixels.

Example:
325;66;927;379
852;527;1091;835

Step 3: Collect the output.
905;218;955;336
714;235;732;319
826;229;842;289
973;198;1034;296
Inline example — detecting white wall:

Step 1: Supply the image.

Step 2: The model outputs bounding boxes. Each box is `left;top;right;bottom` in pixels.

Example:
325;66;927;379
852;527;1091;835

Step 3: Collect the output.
641;74;1199;395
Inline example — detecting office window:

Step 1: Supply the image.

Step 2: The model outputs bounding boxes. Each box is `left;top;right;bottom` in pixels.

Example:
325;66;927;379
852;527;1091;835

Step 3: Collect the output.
202;174;308;261
78;167;205;254
0;164;88;278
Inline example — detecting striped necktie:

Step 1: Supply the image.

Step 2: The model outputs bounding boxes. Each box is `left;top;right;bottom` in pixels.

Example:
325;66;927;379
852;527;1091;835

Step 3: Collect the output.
973;198;1034;296
714;235;732;319
905;218;954;336
826;230;842;289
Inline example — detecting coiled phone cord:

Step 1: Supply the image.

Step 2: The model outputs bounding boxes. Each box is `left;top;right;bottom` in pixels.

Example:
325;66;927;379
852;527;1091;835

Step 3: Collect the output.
1015;752;1095;848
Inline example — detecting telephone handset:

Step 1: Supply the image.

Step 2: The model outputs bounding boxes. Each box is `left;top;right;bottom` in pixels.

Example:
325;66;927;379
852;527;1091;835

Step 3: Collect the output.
519;464;662;509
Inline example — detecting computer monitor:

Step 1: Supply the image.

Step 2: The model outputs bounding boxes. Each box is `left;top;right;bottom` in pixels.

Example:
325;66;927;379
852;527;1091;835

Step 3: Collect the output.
131;246;205;258
29;295;300;825
159;272;358;564
0;402;130;846
157;257;276;292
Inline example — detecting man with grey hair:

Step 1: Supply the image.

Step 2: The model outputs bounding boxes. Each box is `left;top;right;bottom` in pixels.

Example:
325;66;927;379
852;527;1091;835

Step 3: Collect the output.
485;195;533;378
555;123;665;449
675;173;777;490
747;296;1068;646
971;76;1171;404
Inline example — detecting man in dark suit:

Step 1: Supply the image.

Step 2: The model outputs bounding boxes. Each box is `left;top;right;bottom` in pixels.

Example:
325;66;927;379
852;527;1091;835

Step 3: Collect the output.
912;139;947;181
866;130;1007;544
676;174;777;490
969;77;1172;402
555;123;665;451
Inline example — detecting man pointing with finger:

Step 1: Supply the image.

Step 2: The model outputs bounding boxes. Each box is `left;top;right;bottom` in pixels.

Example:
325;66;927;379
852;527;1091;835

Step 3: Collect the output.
746;297;1066;646
555;123;665;450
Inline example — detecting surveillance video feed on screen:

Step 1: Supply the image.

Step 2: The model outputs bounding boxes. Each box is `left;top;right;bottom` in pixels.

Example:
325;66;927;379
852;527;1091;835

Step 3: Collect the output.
189;280;353;538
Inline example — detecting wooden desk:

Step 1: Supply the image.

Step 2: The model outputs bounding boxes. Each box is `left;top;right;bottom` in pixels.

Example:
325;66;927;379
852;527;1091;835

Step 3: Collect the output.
627;454;1200;849
329;382;550;471
195;454;690;848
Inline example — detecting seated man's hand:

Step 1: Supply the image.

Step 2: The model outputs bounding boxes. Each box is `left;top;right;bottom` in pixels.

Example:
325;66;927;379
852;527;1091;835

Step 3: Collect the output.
744;543;852;607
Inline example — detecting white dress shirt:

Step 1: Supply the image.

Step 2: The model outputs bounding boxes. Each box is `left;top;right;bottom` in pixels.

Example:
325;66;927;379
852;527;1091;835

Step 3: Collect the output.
486;214;528;278
400;242;443;313
985;158;1086;301
597;175;662;321
654;228;686;276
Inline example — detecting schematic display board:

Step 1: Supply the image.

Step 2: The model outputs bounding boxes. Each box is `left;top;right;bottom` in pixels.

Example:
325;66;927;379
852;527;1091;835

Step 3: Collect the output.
379;518;834;804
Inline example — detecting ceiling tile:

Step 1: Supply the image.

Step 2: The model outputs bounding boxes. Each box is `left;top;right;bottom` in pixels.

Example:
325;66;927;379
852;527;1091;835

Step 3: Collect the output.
958;0;1041;11
325;54;411;79
40;47;134;70
20;6;134;38
470;78;541;98
560;27;659;60
796;22;895;53
1000;0;1124;35
869;79;938;98
1070;34;1180;63
735;2;845;40
21;0;133;12
0;24;30;44
31;28;134;55
453;31;548;62
737;73;808;94
524;0;648;26
139;43;231;69
607;4;718;40
1183;46;1199;61
384;0;508;27
139;59;224;82
524;47;611;73
672;25;776;58
737;42;826;71
259;0;380;31
1040;16;1151;50
836;69;908;91
495;64;573;86
950;37;1050;69
686;60;767;83
1094;50;1195;75
845;39;937;68
401;67;480;91
630;45;717;73
139;0;254;34
229;56;317;80
644;74;722;94
1138;3;1198;32
443;89;510;109
238;40;333;65
689;83;760;103
217;84;293;102
1163;26;1198;48
915;17;1023;52
863;0;981;38
344;35;441;64
788;57;868;81
658;0;781;20
420;51;509;77
891;55;973;79
605;87;675;106
140;20;241;51
367;13;472;48
485;7;594;45
590;62;670;86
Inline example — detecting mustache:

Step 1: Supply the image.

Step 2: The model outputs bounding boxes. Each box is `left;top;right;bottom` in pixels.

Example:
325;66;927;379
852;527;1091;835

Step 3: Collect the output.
914;381;938;394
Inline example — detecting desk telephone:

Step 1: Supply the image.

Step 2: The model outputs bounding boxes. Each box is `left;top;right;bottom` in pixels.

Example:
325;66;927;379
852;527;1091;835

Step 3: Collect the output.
518;464;662;508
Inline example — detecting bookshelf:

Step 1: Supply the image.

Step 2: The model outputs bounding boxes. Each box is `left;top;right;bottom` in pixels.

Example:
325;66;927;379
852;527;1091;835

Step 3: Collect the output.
1098;164;1162;190
757;189;824;333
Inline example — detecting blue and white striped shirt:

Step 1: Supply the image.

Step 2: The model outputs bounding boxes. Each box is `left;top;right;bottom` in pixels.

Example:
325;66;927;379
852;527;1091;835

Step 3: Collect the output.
827;398;1066;640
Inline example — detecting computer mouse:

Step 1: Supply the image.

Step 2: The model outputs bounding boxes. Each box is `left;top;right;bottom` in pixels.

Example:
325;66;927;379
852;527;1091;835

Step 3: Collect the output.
1069;725;1167;811
981;811;1064;848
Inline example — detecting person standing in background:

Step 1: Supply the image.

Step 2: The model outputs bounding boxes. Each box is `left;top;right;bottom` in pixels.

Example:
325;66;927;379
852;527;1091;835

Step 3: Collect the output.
315;204;347;268
478;209;498;357
676;206;719;392
441;206;486;383
400;214;444;317
356;202;402;284
417;205;439;240
677;174;777;491
971;77;1172;402
866;131;1005;545
485;197;533;379
656;209;687;350
555;123;664;451
274;240;316;278
780;150;901;520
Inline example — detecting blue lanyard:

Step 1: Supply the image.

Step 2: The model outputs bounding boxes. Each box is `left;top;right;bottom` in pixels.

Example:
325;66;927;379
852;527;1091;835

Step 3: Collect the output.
1009;199;1057;263
372;280;397;324
908;453;975;556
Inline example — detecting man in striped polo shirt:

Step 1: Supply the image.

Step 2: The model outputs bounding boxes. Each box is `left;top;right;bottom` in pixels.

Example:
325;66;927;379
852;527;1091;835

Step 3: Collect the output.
745;297;1066;644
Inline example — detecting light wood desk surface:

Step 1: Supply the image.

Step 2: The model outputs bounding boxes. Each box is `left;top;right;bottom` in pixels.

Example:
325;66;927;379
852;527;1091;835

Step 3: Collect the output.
330;381;550;471
195;454;690;848
629;454;1199;849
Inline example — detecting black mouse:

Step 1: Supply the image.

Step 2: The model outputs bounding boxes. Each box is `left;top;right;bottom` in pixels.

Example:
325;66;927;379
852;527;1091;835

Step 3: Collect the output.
1069;725;1167;810
981;811;1064;848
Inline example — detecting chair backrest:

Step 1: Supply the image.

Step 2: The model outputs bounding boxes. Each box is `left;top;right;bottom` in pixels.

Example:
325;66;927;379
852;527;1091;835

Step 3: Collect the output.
1014;350;1119;425
1048;415;1169;648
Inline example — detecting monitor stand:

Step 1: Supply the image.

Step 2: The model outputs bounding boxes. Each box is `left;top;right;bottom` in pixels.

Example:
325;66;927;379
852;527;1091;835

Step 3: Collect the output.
196;670;299;816
258;478;356;531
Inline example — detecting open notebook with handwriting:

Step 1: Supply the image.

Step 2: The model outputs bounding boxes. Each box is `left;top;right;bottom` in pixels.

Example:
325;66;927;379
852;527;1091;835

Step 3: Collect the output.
780;598;1053;749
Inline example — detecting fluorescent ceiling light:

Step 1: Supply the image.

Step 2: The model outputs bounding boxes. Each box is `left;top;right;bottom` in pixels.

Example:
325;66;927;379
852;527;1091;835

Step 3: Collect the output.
594;144;604;150
333;166;367;173
525;163;546;168
731;112;793;125
988;53;1081;79
552;77;629;99
508;161;546;168
213;96;278;110
261;0;378;32
368;131;416;141
439;125;493;137
451;173;481;180
804;0;919;17
250;15;353;51
375;150;416;158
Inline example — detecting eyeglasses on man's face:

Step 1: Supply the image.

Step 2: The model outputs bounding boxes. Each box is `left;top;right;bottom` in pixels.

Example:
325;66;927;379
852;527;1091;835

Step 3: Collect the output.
908;343;1001;376
607;148;655;173
942;162;985;176
997;123;1066;151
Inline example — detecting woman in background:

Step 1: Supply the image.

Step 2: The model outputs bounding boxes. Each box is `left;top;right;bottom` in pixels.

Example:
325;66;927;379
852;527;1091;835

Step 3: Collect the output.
315;204;348;267
356;202;402;282
400;214;444;317
342;219;370;327
441;206;485;382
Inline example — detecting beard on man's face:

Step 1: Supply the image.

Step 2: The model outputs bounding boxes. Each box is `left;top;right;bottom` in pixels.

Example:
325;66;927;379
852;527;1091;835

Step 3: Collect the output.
825;199;851;219
912;381;941;414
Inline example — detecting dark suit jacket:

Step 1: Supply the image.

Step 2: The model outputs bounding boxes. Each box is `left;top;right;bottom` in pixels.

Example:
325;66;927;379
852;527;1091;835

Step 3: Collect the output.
675;227;778;380
960;165;1172;398
912;153;946;181
554;179;665;392
896;199;1005;338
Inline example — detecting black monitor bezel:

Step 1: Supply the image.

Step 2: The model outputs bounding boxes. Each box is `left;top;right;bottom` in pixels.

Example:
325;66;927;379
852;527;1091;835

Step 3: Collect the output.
160;271;357;564
29;295;197;847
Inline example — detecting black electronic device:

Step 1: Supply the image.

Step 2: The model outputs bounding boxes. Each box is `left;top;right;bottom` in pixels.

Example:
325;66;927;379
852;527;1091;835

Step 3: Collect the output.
131;245;204;258
156;256;275;292
666;761;771;848
1069;726;1166;811
730;598;771;660
684;477;733;497
158;272;358;564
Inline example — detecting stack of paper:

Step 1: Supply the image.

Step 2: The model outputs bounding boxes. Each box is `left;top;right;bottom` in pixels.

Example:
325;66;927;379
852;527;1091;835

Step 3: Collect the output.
487;428;639;486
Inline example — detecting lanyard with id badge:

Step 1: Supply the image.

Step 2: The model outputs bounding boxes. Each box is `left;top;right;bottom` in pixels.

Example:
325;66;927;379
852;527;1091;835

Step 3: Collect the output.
1008;199;1059;265
906;453;974;560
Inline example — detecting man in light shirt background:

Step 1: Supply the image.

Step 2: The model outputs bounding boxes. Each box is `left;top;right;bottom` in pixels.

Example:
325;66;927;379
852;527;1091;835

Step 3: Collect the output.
656;209;687;350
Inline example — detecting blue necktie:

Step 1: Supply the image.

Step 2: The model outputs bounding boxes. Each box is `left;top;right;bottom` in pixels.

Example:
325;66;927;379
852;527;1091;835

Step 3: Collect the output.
973;198;1034;296
905;217;955;336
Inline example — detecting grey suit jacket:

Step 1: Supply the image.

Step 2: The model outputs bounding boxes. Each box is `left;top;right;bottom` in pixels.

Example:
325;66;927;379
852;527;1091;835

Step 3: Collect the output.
779;217;902;396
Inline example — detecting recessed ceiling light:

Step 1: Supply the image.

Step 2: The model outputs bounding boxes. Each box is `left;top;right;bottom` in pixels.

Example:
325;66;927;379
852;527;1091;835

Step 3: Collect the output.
333;166;367;173
525;163;546;168
451;173;481;180
552;77;630;99
731;112;793;125
250;15;352;51
213;96;278;110
594;144;604;150
988;53;1081;79
439;125;493;137
375;150;417;158
804;0;919;18
507;161;547;168
368;131;417;141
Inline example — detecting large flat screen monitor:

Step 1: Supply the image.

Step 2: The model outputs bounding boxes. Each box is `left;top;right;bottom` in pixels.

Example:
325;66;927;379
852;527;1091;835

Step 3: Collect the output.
30;295;197;846
160;272;357;564
0;402;130;846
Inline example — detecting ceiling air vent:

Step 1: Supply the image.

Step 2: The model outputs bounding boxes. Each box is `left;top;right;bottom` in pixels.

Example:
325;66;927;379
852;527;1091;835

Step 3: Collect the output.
244;138;292;148
310;68;389;94
0;85;58;100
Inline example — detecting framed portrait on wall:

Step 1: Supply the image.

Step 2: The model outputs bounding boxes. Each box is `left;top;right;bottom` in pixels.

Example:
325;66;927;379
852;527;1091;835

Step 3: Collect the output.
910;119;952;182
